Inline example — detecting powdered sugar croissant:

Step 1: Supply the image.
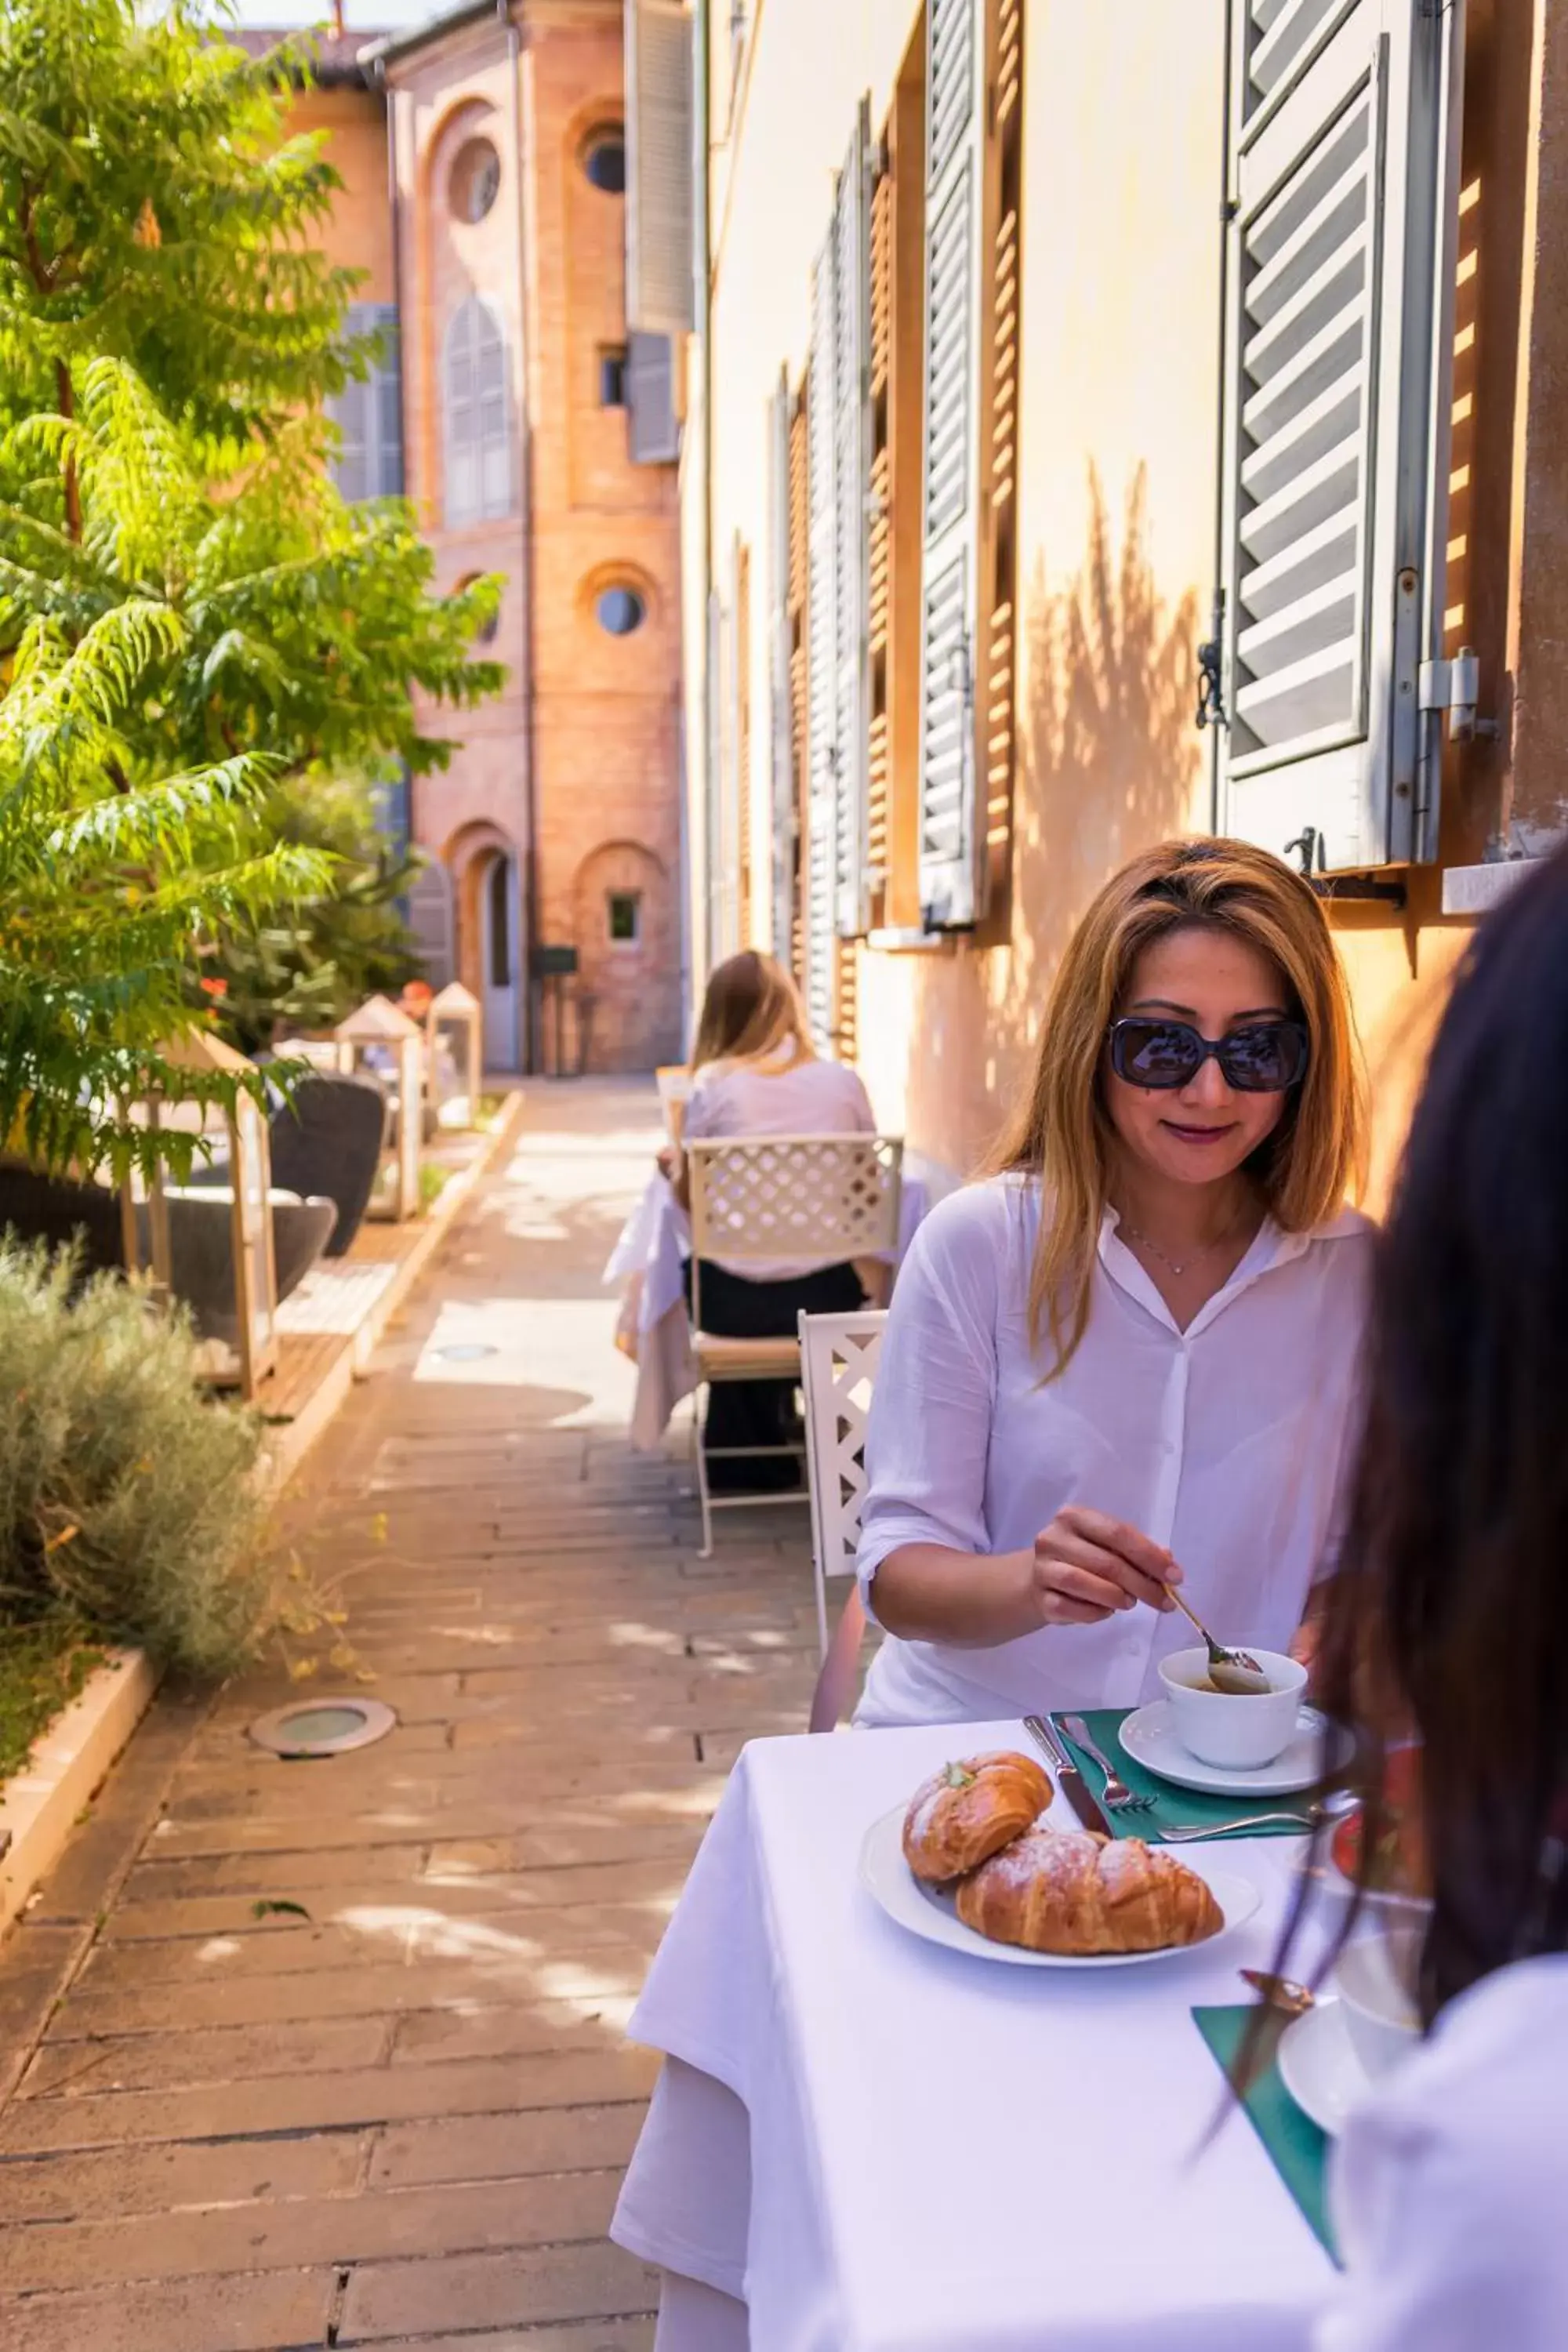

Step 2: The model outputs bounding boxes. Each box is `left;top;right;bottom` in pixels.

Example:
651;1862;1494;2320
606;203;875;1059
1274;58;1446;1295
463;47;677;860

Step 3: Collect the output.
902;1751;1051;1883
955;1828;1224;1955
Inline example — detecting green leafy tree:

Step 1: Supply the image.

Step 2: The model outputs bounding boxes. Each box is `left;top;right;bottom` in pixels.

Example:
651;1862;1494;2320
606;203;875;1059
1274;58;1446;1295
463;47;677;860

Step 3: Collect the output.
0;604;323;1180
0;0;358;465
205;776;424;1054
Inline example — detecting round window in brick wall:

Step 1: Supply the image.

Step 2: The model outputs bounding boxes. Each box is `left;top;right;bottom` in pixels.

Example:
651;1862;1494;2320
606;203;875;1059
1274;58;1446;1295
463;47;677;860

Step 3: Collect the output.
450;137;501;224
596;584;647;637
581;130;626;194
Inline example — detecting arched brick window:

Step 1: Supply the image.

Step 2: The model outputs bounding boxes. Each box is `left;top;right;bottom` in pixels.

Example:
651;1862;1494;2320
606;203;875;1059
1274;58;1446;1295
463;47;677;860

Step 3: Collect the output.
444;296;513;528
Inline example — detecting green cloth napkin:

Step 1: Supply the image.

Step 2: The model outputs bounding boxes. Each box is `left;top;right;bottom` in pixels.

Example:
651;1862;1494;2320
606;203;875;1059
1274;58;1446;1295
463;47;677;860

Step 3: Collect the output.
1054;1708;1314;1841
1193;2004;1340;2264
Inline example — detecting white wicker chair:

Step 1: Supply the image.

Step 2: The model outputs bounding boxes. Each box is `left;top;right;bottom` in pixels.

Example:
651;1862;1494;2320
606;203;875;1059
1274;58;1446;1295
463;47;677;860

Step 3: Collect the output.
685;1134;902;1558
798;1308;885;1731
654;1064;691;1144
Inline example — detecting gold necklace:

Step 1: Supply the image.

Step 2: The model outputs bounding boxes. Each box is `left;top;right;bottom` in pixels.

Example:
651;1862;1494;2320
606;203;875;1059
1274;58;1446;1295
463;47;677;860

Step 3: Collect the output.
1119;1220;1245;1279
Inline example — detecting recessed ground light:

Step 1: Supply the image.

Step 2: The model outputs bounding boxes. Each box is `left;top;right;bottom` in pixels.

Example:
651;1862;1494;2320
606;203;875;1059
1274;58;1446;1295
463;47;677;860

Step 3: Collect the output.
249;1698;397;1758
432;1341;499;1362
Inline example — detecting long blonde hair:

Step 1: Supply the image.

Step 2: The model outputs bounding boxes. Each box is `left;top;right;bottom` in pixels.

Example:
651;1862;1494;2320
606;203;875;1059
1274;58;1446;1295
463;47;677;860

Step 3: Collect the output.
990;837;1365;1372
690;950;815;1073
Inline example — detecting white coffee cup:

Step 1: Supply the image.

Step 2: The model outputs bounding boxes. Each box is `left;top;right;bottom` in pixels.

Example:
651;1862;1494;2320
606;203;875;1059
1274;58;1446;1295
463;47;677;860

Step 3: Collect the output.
1334;1927;1423;2081
1158;1646;1306;1769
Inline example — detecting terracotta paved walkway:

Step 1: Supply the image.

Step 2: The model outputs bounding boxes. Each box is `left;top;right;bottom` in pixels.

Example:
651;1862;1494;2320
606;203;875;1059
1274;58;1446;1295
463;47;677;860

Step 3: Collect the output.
0;1082;824;2351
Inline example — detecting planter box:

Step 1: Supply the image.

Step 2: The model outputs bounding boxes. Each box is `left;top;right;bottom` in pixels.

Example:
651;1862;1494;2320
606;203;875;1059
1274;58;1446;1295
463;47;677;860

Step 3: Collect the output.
0;1649;157;1935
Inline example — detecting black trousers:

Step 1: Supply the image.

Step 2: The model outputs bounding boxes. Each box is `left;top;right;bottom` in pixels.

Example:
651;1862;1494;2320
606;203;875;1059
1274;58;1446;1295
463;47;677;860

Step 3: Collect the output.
686;1258;866;1492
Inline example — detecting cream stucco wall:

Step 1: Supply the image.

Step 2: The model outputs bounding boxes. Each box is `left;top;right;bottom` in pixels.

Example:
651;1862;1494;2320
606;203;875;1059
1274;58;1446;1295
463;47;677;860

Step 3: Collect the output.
691;0;1555;1196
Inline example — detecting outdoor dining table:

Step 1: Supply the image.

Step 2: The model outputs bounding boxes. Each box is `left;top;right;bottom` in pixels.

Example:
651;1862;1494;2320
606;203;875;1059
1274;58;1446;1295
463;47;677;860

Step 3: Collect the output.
612;1718;1341;2352
604;1171;929;1450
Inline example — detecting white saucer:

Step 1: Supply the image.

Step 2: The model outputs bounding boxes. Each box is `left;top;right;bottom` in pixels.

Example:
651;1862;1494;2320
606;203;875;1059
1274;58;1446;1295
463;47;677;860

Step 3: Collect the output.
858;1806;1260;1969
1118;1700;1352;1797
1277;1996;1373;2137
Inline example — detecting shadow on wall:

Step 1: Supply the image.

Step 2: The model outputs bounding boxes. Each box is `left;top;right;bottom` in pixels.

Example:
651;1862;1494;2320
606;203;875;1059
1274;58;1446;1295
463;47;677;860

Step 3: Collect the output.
907;464;1203;1174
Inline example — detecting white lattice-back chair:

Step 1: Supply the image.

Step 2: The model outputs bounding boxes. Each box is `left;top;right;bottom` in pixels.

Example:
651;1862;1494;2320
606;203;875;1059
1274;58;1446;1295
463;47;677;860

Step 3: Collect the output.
654;1064;691;1145
798;1308;885;1732
685;1135;902;1558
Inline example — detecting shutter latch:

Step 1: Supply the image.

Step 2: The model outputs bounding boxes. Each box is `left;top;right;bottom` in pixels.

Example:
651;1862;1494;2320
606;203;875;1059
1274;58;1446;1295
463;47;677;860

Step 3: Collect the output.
1419;647;1494;742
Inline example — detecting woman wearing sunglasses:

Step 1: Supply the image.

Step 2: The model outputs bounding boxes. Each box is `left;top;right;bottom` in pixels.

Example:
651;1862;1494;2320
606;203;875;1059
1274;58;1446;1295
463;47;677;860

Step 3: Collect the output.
855;837;1367;1726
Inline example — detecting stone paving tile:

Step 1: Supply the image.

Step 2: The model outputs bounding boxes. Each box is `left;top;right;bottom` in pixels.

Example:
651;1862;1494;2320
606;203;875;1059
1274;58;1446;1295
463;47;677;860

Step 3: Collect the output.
0;1081;830;2347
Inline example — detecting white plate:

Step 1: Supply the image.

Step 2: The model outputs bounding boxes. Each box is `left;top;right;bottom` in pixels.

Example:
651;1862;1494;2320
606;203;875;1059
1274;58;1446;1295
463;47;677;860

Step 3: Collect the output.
1118;1700;1352;1797
1277;1996;1373;2138
858;1806;1261;1969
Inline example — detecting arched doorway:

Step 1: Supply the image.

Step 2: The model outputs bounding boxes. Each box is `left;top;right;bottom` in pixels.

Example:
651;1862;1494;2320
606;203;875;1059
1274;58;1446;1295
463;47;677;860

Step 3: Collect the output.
477;848;521;1072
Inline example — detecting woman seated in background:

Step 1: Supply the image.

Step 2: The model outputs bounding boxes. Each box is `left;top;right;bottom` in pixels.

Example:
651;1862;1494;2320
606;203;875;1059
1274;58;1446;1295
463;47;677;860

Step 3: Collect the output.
1284;844;1568;2350
855;837;1370;1726
672;950;873;1494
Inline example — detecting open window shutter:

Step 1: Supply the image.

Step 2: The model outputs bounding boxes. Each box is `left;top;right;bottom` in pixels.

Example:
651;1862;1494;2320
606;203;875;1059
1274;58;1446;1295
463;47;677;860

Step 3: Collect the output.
627;329;679;463
804;235;839;1046
768;371;797;960
918;0;984;928
788;388;811;989
832;103;873;939
372;308;405;496
626;0;695;337
705;588;726;971
406;855;455;992
1217;0;1464;872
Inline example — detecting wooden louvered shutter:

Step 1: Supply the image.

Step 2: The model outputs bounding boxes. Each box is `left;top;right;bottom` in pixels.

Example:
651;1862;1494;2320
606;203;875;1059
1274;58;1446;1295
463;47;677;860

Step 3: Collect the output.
626;0;695;337
705;587;725;971
918;0;984;928
866;158;892;920
735;538;753;946
978;0;1022;911
768;372;797;960
804;239;839;1046
1217;0;1464;872
788;386;811;989
832;103;873;940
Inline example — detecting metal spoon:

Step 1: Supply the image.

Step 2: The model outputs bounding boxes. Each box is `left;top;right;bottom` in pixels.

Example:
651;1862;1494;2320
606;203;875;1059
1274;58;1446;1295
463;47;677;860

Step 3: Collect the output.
1167;1585;1272;1694
1241;1968;1315;2016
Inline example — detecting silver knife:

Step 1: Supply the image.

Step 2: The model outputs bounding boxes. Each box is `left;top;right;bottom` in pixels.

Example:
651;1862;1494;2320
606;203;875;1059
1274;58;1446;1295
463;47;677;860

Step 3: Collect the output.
1022;1712;1112;1838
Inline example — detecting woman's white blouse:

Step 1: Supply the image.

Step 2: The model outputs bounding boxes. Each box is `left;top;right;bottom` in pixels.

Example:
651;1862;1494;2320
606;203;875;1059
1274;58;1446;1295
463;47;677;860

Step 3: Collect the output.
1318;1955;1568;2348
855;1174;1372;1726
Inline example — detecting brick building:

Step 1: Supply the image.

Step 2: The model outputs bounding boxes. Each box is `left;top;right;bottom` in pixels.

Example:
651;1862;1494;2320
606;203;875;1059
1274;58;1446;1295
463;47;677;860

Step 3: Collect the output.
244;3;684;1075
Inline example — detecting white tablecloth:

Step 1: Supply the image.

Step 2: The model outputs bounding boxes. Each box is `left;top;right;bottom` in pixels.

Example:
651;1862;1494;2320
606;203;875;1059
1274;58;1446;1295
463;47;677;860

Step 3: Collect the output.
604;1173;929;1451
612;1719;1338;2352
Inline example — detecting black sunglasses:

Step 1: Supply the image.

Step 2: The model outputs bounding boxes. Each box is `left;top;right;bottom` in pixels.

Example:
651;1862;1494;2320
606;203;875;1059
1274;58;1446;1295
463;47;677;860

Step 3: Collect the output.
1106;1016;1310;1094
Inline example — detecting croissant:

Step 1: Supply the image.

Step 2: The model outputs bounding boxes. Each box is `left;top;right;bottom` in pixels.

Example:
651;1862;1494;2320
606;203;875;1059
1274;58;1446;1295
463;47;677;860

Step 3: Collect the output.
955;1828;1224;1955
902;1751;1051;1883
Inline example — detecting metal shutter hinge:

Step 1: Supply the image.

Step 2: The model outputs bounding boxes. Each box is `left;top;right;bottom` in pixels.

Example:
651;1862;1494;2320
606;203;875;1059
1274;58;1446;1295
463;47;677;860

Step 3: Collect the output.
1419;647;1498;742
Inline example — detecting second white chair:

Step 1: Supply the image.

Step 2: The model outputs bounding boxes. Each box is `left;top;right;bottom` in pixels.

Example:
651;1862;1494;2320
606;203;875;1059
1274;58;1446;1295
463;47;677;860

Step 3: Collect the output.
798;1307;887;1732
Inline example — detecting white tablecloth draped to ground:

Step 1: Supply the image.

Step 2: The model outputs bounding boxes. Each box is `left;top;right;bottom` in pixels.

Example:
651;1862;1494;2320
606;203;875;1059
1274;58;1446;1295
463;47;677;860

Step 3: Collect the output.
604;1173;928;1450
612;1719;1338;2352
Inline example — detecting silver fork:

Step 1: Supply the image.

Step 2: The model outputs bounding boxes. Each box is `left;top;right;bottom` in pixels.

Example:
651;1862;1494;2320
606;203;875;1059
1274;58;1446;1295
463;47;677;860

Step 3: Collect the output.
1061;1715;1154;1813
1160;1810;1317;1841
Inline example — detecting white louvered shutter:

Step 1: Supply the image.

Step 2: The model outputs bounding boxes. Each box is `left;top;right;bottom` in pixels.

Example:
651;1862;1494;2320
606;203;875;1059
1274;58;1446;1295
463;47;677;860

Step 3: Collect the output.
918;0;984;928
804;239;839;1047
626;0;695;337
768;371;797;960
331;304;403;502
832;103;873;939
627;330;679;463
1217;0;1465;871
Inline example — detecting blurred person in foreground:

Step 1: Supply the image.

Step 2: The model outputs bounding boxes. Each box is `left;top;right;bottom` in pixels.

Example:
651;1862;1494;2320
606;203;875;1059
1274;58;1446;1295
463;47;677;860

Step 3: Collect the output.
1285;843;1568;2347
